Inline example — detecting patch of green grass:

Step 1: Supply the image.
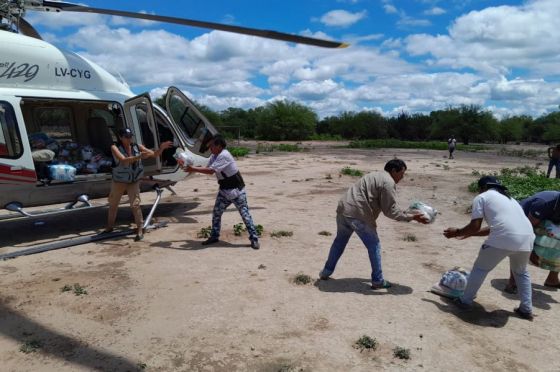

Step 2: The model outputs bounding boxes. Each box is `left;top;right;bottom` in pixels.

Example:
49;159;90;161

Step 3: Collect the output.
72;283;88;296
468;166;560;200
137;362;147;370
61;284;72;293
20;340;41;354
293;273;312;285
355;335;378;351
340;166;364;177
255;224;264;237
197;226;212;238
318;231;332;236
233;223;246;236
348;139;486;152
271;230;293;238
393;346;411;360
403;234;417;242
277;144;301;152
228;146;250;158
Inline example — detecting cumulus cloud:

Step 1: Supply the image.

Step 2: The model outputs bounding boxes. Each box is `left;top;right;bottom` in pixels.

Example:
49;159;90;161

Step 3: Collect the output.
319;10;368;27
405;0;560;77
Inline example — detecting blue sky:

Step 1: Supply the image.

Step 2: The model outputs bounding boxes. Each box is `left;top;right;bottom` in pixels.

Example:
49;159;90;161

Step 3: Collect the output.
25;0;560;118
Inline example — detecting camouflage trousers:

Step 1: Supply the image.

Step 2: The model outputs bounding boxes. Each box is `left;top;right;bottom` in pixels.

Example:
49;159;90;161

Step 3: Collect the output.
210;189;258;241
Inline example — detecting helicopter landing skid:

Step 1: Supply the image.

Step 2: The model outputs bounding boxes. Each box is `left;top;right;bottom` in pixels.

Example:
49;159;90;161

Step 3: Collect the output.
0;186;168;260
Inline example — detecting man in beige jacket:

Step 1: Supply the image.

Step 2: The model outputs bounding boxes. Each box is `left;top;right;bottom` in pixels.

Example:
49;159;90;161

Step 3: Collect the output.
319;159;428;289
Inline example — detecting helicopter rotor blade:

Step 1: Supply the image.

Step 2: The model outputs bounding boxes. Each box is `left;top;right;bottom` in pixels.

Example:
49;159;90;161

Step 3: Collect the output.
18;16;43;40
39;1;348;48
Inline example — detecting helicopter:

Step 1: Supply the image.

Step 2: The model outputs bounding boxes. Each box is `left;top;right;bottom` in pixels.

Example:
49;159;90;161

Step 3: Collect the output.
0;1;346;222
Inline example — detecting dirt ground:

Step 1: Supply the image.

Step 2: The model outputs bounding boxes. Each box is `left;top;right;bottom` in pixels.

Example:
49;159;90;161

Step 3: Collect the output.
1;142;559;372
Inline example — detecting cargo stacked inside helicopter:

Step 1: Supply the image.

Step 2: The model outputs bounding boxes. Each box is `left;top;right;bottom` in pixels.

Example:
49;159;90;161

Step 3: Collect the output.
20;98;177;185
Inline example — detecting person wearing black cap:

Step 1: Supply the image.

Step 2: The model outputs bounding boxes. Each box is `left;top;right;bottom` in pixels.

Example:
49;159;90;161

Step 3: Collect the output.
444;176;535;320
104;128;172;241
504;190;560;292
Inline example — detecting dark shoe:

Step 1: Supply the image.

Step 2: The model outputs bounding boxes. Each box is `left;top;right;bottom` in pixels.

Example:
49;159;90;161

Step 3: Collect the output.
452;297;472;310
202;237;219;245
371;280;392;290
134;234;144;242
504;284;517;294
250;240;260;250
544;282;560;289
319;270;330;280
514;307;534;321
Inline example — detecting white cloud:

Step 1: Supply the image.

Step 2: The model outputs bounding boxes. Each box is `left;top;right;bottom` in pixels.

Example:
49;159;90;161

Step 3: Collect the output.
319;10;368;27
424;7;446;16
405;0;560;77
384;5;398;14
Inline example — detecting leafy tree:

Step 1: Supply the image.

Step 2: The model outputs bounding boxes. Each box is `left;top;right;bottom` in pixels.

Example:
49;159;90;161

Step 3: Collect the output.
498;115;530;143
255;100;317;140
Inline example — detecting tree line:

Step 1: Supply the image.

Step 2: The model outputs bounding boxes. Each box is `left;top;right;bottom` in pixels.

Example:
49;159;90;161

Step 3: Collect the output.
156;97;560;144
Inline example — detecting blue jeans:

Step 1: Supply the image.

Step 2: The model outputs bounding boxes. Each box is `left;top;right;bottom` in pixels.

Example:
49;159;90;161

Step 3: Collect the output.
321;214;384;284
210;189;258;242
461;244;532;313
547;159;560;178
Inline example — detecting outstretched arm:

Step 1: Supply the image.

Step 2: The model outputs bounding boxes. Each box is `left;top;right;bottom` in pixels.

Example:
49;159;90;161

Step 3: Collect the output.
444;218;483;239
185;165;215;175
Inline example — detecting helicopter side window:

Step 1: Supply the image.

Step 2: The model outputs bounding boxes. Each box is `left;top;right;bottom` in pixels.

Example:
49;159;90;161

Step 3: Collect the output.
168;96;204;139
0;101;23;159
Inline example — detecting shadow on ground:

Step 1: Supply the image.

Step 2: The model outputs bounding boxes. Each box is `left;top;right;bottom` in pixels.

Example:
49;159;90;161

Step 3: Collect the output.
422;297;511;328
0;301;142;371
314;277;413;296
0;201;200;248
490;278;559;310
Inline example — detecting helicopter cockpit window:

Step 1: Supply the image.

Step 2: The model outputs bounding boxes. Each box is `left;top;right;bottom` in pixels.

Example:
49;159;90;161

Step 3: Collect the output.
168;95;205;140
0;101;23;159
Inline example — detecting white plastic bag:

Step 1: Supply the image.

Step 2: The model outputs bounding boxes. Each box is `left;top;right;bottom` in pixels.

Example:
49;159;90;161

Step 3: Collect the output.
407;201;437;223
431;267;470;298
174;151;194;166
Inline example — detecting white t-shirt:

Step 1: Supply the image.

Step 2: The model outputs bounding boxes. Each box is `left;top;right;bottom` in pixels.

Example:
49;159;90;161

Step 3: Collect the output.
471;189;535;251
207;149;238;180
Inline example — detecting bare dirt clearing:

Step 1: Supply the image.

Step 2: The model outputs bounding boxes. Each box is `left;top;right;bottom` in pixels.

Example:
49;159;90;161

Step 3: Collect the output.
1;143;558;371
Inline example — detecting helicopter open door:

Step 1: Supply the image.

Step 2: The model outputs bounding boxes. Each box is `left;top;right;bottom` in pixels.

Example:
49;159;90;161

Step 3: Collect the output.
165;87;217;156
123;94;161;175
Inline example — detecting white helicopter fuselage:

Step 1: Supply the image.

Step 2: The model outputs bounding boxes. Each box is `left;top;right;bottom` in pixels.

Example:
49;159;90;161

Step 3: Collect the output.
0;31;215;211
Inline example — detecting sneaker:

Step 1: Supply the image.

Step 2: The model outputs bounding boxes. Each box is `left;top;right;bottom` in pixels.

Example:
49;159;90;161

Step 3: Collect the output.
134;233;144;242
250;240;260;250
514;307;534;321
451;297;472;310
202;236;219;245
371;280;392;290
319;270;330;280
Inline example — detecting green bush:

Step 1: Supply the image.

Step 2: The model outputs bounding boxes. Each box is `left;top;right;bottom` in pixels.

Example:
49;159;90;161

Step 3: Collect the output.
340;167;364;177
228;146;250;158
468;167;560;200
277;144;302;152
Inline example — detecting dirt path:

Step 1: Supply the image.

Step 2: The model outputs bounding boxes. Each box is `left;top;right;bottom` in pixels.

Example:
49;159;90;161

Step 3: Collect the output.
0;143;558;371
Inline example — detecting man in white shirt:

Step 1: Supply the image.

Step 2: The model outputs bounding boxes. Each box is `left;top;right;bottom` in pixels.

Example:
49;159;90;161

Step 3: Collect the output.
185;135;260;249
444;176;534;320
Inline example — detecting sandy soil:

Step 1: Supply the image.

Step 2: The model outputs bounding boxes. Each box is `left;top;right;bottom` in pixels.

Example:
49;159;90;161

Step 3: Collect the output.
0;142;558;372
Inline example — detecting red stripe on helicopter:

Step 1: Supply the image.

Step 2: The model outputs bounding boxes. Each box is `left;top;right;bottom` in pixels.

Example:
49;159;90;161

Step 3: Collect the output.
0;164;37;183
